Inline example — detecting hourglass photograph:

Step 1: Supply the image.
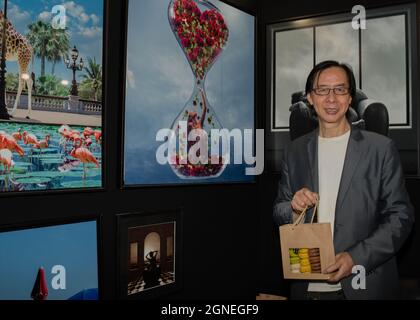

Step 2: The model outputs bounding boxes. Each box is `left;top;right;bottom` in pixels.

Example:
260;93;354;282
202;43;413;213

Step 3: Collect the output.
122;0;255;185
0;0;104;193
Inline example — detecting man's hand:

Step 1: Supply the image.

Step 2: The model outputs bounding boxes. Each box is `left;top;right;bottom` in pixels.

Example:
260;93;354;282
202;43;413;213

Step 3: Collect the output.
291;187;318;213
325;252;355;283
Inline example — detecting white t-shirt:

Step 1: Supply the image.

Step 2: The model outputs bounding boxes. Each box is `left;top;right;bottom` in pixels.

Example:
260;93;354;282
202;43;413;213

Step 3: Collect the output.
307;129;350;292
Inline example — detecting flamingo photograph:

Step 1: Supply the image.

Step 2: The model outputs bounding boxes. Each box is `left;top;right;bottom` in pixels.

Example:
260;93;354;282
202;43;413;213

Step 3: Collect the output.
0;122;102;191
0;0;104;192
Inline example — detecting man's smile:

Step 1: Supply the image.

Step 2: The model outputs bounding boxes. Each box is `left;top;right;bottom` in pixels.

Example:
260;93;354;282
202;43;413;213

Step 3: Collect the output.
324;108;339;115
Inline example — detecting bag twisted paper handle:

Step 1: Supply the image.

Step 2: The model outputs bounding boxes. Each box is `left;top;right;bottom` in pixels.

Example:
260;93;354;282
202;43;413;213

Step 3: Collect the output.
292;200;318;226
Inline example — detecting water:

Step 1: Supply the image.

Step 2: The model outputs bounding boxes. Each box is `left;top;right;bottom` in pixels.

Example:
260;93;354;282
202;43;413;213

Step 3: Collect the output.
0;122;102;192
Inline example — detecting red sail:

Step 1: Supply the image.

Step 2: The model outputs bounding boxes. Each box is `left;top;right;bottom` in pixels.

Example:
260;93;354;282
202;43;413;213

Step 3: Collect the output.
31;267;48;300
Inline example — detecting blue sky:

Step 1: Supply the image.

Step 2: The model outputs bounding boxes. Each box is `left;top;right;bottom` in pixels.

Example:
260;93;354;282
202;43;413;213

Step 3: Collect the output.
5;0;103;83
0;220;98;300
124;0;255;185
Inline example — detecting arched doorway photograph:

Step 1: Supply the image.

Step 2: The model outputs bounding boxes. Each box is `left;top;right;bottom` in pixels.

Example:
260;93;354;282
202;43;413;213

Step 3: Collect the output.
117;209;182;299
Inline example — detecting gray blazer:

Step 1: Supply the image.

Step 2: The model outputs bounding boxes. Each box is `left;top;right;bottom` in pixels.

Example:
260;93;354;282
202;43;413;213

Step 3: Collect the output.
273;127;415;300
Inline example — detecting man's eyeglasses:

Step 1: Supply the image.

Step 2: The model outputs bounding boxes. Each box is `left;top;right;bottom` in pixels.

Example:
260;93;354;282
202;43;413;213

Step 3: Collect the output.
312;87;350;96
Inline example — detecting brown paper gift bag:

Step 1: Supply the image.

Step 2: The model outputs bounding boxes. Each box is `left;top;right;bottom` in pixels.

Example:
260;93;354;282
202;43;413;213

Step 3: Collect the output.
279;203;335;280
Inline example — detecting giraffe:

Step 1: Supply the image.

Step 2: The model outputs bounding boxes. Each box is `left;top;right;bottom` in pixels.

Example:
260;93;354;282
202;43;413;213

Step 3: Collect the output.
0;10;33;119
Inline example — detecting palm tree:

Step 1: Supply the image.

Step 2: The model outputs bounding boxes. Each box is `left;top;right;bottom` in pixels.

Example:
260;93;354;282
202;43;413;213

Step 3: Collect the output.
27;21;71;77
46;29;70;75
80;57;102;101
27;21;50;77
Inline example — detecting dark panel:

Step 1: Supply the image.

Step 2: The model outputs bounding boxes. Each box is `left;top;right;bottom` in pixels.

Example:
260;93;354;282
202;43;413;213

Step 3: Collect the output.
258;172;289;296
397;177;420;277
223;0;257;14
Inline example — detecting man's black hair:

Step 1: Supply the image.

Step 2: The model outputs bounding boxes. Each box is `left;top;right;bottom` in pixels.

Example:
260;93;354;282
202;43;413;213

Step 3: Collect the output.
305;60;356;99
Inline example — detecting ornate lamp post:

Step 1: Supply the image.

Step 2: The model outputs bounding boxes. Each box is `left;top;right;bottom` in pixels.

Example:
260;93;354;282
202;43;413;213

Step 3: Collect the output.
0;0;9;120
64;45;84;96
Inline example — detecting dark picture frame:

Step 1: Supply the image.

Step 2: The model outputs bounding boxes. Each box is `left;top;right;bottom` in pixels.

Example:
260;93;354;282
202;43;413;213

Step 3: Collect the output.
0;214;103;300
117;208;183;299
265;3;419;175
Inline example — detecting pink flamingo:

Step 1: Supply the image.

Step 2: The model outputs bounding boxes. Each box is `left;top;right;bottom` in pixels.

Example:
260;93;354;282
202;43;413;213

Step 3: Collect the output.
83;127;94;138
59;128;81;143
70;138;100;179
22;131;40;161
58;125;82;140
34;134;51;158
69;131;81;142
23;131;39;146
58;125;72;142
58;125;71;151
94;129;102;144
58;125;71;137
12;128;22;141
84;137;93;148
0;134;24;157
0;149;14;172
35;135;50;150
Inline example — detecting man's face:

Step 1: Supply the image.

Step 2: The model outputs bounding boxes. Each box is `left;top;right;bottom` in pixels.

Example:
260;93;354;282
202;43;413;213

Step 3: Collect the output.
307;66;352;126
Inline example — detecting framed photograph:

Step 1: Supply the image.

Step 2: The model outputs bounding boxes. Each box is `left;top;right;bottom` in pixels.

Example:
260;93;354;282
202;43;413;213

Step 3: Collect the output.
0;0;106;194
0;216;101;300
117;209;183;299
121;0;256;186
268;4;416;132
266;3;419;175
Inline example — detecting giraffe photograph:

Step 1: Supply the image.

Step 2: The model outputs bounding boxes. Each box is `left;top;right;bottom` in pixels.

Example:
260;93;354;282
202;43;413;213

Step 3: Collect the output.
0;0;104;193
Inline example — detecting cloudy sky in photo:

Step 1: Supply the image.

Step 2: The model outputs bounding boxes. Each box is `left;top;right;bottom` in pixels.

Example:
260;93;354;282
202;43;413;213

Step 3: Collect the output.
4;0;103;83
124;0;255;185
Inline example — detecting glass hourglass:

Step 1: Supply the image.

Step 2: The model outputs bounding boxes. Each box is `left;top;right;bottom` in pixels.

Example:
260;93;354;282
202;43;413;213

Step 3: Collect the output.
168;0;229;179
